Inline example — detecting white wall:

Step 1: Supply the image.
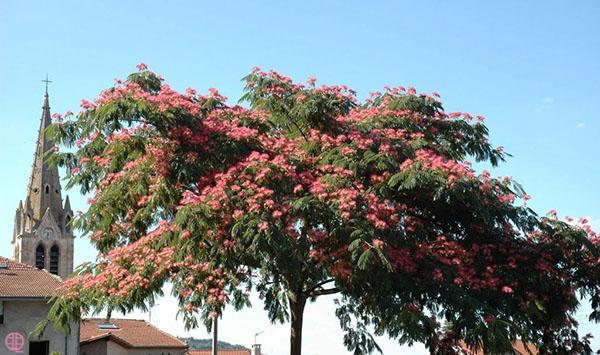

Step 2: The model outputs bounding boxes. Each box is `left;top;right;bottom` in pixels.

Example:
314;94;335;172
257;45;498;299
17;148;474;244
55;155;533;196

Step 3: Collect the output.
107;340;187;355
0;299;79;355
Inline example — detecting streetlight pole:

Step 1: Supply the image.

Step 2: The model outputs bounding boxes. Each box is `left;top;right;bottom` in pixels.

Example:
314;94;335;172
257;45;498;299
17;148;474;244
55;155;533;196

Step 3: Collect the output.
254;331;263;345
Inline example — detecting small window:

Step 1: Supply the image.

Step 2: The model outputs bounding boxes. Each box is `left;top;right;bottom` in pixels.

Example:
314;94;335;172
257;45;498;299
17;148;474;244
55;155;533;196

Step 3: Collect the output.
36;244;45;269
0;301;4;324
33;188;39;193
45;185;50;194
49;245;59;275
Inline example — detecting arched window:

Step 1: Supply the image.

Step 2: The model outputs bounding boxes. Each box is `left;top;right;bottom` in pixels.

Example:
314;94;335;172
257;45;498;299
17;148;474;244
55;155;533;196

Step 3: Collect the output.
49;245;59;275
45;185;50;194
35;244;45;269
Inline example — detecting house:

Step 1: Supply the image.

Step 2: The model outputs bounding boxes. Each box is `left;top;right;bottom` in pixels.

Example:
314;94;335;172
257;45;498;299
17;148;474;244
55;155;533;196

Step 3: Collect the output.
187;351;251;355
80;318;188;355
0;256;80;355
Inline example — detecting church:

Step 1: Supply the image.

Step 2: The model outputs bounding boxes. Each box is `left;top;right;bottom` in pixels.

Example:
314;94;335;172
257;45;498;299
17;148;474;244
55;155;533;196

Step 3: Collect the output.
0;90;79;355
12;90;75;280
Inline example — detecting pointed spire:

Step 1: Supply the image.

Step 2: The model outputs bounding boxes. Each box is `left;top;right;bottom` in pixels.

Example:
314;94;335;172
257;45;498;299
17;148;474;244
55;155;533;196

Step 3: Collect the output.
64;195;72;211
13;85;75;280
24;90;64;222
25;196;31;211
17;200;23;211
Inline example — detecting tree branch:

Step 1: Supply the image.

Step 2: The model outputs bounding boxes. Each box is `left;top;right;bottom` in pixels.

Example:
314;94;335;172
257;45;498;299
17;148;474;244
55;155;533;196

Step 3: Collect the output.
302;279;335;295
308;287;340;298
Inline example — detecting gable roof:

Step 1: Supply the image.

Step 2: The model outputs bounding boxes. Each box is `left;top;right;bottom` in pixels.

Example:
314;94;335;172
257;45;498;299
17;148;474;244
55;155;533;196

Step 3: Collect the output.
80;318;187;349
0;256;62;298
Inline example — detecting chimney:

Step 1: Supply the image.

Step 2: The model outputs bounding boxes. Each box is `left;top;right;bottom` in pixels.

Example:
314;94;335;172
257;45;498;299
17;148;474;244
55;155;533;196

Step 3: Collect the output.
251;344;261;355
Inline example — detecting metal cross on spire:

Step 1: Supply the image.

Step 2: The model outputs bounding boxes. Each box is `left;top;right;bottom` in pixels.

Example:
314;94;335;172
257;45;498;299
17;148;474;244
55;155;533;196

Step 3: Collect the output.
42;73;52;95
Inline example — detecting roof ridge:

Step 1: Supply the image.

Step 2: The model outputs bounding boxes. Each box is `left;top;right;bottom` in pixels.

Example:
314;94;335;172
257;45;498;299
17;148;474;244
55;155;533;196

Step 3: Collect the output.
0;256;38;270
143;321;187;346
39;266;64;282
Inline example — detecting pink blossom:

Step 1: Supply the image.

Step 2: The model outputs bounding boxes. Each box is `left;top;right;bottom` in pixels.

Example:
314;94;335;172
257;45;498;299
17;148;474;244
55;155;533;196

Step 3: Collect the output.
80;99;96;110
258;221;269;231
372;239;385;248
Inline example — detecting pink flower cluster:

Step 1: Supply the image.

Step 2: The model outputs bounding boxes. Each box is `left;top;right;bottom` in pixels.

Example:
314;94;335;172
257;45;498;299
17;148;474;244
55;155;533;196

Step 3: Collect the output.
57;65;599;328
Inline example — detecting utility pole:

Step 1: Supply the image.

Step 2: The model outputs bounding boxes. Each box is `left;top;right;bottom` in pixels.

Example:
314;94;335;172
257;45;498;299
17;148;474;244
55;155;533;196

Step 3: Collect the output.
211;317;218;355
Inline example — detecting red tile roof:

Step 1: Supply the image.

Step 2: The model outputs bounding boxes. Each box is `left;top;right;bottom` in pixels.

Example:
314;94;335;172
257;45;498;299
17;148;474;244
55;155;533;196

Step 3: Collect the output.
80;318;187;349
458;340;538;354
188;351;250;355
0;256;63;298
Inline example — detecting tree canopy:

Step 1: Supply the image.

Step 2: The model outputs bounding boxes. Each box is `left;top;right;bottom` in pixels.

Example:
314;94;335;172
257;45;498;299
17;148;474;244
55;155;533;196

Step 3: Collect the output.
47;64;599;354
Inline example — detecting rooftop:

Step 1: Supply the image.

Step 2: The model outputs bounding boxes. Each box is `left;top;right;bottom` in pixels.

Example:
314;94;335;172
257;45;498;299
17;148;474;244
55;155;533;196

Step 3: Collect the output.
0;256;62;298
80;318;188;349
458;340;538;355
187;350;251;355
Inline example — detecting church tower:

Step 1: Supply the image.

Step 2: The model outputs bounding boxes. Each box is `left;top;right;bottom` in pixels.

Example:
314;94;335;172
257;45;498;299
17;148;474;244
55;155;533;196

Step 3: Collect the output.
12;90;74;280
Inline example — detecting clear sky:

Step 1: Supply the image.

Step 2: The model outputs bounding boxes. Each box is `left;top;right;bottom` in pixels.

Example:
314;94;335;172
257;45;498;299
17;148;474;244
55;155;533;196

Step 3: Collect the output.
0;1;599;353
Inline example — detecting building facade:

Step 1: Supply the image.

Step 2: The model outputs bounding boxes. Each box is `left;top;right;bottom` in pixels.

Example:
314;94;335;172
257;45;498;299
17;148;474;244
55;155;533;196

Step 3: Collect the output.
12;91;74;280
0;256;80;355
0;91;79;355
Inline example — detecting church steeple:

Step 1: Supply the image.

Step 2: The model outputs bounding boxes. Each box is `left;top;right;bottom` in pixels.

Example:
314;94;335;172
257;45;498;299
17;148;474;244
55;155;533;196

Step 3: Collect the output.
12;88;74;280
25;92;64;222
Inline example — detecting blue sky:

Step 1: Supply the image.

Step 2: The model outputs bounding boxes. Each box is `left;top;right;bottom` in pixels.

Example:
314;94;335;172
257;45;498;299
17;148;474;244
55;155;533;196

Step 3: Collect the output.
0;1;598;353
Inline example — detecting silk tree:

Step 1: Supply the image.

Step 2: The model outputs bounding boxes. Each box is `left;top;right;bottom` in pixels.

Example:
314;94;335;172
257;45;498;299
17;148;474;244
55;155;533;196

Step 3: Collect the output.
46;64;599;354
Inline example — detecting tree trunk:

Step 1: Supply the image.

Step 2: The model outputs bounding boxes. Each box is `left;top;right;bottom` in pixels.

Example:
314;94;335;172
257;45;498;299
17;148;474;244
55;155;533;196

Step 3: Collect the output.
212;316;218;355
289;293;307;355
